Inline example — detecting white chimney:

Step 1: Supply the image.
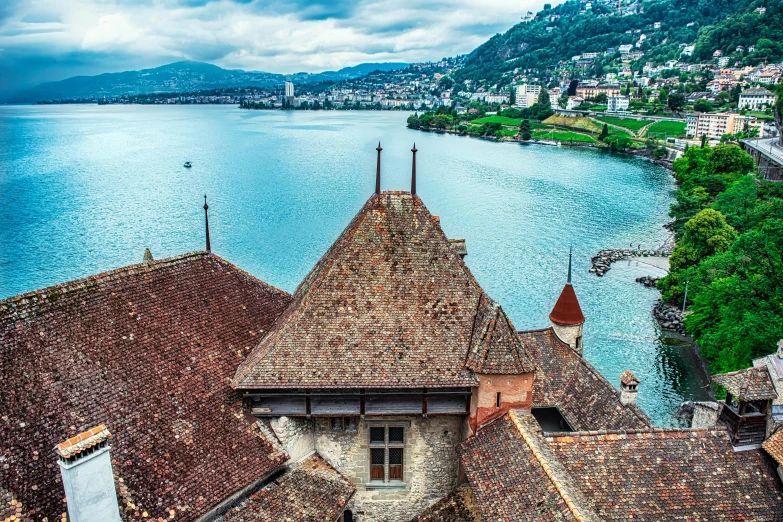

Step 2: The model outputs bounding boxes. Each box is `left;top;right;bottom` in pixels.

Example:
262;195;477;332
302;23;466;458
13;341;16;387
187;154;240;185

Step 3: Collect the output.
55;425;121;522
619;370;640;406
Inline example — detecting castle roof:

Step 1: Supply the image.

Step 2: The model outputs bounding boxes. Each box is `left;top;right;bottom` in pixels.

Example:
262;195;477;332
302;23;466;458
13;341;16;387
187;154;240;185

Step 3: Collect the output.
459;410;783;521
712;366;778;401
549;284;585;325
763;429;783;466
408;486;482;522
520;328;651;431
233;192;533;390
219;453;355;522
0;252;292;521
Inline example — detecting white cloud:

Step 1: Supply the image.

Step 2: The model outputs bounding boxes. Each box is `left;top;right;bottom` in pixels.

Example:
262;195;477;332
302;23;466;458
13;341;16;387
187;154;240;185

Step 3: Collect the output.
0;0;550;89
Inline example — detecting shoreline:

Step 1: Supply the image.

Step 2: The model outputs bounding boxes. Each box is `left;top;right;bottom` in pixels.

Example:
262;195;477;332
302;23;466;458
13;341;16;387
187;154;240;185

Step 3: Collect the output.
409;126;678;171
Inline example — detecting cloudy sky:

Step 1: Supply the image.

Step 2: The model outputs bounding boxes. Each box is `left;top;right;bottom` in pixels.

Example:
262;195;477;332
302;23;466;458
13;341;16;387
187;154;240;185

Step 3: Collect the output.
0;0;548;93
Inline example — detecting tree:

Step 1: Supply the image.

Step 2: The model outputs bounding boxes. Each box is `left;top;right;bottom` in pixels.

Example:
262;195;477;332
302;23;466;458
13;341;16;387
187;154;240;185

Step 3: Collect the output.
567;80;579;97
706;144;754;178
406;114;420;129
701;134;708;148
668;92;686;111
538;88;551;107
599;123;609;141
558;94;569;109
658;88;668;105
593;92;608;104
669;208;737;271
693;98;713;112
519;119;532;141
509;86;516;107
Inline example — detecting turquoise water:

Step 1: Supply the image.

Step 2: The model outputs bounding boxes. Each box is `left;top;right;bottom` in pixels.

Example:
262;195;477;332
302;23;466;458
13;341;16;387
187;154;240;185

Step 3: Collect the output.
0;105;709;425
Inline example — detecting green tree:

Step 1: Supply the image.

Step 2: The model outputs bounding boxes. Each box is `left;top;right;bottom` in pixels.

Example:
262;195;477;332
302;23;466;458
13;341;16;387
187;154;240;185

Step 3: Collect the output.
510;86;516;106
693;98;713;112
538;88;551;107
406;114;420;129
599;123;609;141
668;92;686;111
669;208;737;271
658;88;668;105
519;119;532;141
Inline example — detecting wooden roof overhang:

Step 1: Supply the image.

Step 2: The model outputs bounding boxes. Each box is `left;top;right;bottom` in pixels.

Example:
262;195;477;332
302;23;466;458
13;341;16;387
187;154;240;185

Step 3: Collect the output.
243;387;473;417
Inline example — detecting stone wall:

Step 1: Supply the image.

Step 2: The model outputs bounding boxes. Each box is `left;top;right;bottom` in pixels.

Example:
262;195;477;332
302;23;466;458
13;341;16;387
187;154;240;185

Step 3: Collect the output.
550;322;582;354
270;416;313;461
269;415;463;522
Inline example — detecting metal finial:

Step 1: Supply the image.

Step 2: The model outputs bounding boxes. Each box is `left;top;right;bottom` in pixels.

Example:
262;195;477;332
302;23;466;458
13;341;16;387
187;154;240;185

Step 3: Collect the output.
203;195;211;253
567;245;572;285
411;143;418;196
375;142;382;194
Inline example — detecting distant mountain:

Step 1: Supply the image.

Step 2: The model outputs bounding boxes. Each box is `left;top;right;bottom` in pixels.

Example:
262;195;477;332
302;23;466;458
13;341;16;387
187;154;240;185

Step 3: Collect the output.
8;60;409;103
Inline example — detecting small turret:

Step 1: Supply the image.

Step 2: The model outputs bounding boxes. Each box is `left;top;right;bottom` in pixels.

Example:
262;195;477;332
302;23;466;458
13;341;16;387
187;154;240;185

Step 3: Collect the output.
619;370;640;406
549;247;585;354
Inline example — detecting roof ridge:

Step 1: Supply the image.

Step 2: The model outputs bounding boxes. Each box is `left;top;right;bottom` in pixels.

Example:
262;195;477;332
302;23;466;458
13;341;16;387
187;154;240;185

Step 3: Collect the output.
0;251;209;308
545;425;728;438
509;411;595;522
0;251;291;320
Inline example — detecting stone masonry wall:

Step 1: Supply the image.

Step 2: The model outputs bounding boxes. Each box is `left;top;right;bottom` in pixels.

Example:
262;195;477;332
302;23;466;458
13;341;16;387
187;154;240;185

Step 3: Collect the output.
269;415;463;522
269;416;313;462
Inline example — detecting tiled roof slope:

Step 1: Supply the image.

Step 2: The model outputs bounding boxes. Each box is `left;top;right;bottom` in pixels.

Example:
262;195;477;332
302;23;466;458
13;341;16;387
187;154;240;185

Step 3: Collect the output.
220;453;355;522
465;293;535;374
520;328;651;431
1;487;32;522
0;252;292;521
460;411;783;522
408;487;483;522
763;428;783;466
713;367;778;401
549;427;783;521
458;413;590;522
235;192;531;389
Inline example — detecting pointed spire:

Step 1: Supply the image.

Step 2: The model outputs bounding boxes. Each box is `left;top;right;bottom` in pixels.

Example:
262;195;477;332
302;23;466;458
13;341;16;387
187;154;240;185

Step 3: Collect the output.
203;195;211;253
411;143;418;196
143;248;154;263
375;142;382;194
567;245;572;284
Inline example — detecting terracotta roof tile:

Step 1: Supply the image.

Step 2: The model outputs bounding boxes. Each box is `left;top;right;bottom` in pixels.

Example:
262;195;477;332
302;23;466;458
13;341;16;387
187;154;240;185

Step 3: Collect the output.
220;453;355;522
762;429;783;465
408;486;482;522
619;369;639;385
712;367;778;401
460;411;783;521
465;294;535;374
0;252;291;521
521;328;650;431
234;192;531;390
54;425;110;459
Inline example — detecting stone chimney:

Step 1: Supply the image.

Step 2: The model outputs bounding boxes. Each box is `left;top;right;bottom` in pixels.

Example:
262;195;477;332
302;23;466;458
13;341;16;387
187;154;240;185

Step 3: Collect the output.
55;425;121;522
619;370;640;406
777;339;783;358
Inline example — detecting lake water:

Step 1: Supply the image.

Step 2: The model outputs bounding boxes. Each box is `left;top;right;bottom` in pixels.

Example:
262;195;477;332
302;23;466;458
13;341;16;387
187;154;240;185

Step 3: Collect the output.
0;105;710;425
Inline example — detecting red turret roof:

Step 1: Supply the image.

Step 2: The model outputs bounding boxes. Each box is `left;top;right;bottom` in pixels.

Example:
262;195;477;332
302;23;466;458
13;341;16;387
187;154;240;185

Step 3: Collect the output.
549;284;585;325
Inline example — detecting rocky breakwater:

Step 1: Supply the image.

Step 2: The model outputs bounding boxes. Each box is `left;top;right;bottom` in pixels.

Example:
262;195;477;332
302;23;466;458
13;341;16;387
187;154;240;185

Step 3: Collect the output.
653;300;686;334
590;248;671;277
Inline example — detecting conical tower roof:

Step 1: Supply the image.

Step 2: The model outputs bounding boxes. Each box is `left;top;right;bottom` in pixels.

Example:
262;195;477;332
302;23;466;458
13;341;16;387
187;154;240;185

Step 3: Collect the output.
549;249;584;326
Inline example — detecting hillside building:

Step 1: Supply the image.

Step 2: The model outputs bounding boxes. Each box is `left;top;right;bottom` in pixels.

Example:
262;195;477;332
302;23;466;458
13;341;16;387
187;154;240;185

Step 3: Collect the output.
606;95;630;112
739;86;776;111
514;84;542;108
686;112;764;140
576;83;621;99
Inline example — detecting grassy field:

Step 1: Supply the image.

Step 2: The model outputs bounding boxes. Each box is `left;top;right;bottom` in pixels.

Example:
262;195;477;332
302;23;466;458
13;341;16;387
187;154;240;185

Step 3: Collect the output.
532;130;596;143
543;115;602;133
595;116;650;132
645;120;687;139
497;129;519;137
472;115;521;126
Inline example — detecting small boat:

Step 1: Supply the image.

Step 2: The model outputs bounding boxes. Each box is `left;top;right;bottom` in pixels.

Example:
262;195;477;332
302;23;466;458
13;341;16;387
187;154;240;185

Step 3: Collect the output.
184;162;192;168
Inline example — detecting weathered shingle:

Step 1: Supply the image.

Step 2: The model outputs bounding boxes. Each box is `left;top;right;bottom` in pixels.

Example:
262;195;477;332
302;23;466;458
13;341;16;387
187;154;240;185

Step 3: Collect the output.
521;328;650;431
234;192;532;390
460;411;783;522
220;453;355;522
762;428;783;466
713;367;778;401
408;487;482;522
0;252;291;521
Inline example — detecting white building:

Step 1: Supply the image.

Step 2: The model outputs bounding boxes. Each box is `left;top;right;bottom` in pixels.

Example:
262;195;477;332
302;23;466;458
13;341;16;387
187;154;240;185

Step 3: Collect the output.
566;96;585;110
607;96;630;113
739;87;776;111
618;44;634;54
284;81;294;98
515;84;542;108
686;112;765;140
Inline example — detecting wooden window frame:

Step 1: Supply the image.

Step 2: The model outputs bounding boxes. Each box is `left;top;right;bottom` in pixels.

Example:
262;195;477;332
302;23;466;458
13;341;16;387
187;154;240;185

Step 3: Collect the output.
368;424;406;484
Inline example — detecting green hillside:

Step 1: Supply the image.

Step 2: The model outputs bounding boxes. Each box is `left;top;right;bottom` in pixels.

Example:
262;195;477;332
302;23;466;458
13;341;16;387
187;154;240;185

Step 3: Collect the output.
454;0;781;85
